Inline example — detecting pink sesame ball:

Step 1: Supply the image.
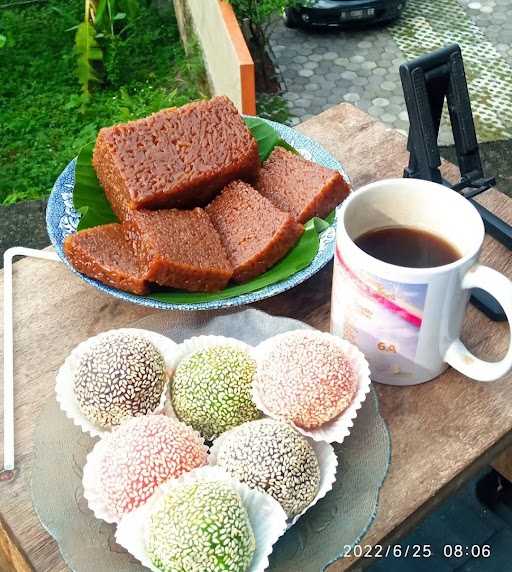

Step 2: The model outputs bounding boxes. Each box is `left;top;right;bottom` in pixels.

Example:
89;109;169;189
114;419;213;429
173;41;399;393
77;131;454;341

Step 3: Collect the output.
98;415;208;520
255;330;358;429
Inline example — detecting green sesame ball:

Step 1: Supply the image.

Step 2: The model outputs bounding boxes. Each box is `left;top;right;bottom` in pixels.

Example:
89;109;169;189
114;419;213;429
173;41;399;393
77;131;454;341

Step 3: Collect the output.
171;346;262;440
147;481;256;572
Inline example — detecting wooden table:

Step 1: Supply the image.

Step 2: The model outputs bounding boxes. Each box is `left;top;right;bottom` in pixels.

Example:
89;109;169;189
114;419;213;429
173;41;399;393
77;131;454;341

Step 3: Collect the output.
1;104;511;572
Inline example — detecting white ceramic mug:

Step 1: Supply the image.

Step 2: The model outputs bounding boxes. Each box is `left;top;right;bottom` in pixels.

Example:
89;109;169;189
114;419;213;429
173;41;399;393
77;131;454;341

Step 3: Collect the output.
331;178;512;385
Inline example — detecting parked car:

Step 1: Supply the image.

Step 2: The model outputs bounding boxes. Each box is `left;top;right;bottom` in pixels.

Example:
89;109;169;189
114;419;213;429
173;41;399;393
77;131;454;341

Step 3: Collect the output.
284;0;407;28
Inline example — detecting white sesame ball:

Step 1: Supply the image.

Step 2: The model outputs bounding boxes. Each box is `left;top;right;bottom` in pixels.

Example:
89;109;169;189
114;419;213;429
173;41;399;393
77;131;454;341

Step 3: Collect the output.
215;418;320;518
74;333;167;428
255;330;358;429
171;345;261;440
147;481;256;572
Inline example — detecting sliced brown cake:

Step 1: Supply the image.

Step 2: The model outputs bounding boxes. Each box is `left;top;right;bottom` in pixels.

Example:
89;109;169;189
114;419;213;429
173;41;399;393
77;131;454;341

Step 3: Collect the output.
206;180;304;283
255;147;350;224
126;208;233;292
63;224;149;295
93;96;260;220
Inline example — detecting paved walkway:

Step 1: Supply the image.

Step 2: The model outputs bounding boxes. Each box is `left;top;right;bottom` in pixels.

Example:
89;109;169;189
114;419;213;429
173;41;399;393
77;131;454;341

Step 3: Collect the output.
460;0;512;64
270;0;512;145
0;200;49;266
271;24;410;133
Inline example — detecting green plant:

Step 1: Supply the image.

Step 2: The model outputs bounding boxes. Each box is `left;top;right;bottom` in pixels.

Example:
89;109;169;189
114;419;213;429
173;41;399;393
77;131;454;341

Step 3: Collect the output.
74;0;142;107
75;1;103;106
229;0;308;47
94;0;140;37
228;0;304;34
257;94;292;124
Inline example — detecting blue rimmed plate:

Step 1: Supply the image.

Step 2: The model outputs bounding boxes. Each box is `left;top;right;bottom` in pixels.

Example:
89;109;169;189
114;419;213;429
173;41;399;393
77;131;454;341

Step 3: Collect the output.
46;119;349;310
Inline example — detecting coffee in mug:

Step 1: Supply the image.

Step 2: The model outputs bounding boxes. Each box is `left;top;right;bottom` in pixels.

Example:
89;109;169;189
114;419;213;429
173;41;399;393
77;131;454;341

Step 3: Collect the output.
331;178;512;385
354;226;461;268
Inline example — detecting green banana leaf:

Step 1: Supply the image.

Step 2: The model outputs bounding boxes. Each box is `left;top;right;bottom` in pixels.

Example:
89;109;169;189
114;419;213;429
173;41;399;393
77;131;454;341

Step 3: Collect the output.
74;142;118;230
75;17;102;105
243;116;296;161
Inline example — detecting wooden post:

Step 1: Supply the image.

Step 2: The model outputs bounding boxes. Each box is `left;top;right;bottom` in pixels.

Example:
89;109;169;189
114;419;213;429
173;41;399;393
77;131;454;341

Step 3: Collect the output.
0;514;33;572
218;1;256;115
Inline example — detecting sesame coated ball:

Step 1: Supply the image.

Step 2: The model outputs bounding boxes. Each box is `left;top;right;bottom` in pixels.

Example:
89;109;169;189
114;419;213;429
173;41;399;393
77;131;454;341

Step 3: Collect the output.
74;333;167;428
171;346;262;440
255;330;358;429
215;418;320;518
99;415;208;520
147;481;256;572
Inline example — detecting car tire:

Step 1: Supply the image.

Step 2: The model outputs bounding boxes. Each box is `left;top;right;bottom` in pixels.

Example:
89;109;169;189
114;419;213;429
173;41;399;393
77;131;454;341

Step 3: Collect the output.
283;8;301;28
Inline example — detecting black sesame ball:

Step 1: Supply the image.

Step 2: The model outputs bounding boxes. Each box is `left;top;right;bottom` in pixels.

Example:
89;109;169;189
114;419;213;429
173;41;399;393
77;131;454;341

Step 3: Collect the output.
215;418;320;518
74;333;167;428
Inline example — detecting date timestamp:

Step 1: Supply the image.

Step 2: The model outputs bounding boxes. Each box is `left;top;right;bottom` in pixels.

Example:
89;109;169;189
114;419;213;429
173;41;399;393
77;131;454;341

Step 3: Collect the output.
343;544;491;559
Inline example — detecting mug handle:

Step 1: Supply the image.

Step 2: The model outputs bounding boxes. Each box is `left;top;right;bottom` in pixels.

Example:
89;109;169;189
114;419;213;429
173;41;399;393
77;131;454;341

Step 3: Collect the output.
444;264;512;382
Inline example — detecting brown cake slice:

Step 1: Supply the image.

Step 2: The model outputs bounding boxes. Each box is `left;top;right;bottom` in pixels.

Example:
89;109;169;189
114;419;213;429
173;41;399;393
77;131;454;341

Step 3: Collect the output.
126;208;233;292
93;96;260;220
63;224;149;295
206;180;304;283
255;147;350;224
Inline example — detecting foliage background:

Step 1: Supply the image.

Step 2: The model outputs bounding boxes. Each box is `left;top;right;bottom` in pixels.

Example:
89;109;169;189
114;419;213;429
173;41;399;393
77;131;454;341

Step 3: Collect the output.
0;0;207;204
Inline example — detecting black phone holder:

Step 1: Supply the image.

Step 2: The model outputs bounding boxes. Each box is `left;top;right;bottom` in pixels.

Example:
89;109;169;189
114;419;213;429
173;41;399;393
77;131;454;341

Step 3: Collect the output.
400;43;511;321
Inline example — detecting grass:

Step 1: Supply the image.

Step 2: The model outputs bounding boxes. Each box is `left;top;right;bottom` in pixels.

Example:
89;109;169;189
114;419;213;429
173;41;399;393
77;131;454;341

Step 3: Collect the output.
0;0;207;205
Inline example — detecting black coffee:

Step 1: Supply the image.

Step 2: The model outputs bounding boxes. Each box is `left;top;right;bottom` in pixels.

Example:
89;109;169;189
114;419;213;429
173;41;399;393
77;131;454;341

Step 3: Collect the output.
354;226;461;268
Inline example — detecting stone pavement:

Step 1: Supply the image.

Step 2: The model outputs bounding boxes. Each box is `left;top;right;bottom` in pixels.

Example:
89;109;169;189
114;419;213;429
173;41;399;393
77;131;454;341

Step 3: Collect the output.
271;23;410;134
0;200;49;267
269;0;512;145
390;0;512;143
460;0;512;64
